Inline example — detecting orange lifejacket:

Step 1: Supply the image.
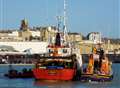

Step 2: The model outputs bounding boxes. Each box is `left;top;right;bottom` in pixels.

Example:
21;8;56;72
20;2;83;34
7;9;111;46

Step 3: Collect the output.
89;54;94;66
100;58;109;74
86;54;94;74
86;65;93;74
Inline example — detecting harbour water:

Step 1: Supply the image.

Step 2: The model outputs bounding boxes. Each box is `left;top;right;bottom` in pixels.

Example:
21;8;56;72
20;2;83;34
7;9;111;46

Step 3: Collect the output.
0;64;120;88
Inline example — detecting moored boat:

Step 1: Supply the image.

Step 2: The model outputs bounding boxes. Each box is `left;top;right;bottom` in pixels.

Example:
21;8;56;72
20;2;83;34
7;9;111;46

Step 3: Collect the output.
4;68;33;78
80;45;113;82
32;31;78;80
32;20;79;81
32;0;83;80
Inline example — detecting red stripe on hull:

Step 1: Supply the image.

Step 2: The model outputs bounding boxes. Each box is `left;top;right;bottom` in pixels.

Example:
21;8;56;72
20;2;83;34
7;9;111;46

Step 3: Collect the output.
33;68;76;81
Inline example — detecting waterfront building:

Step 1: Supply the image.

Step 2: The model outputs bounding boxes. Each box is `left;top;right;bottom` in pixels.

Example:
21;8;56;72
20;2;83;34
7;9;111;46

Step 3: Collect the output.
68;32;82;42
40;26;58;42
0;19;119;54
29;30;41;41
87;32;101;44
0;30;23;41
19;19;32;41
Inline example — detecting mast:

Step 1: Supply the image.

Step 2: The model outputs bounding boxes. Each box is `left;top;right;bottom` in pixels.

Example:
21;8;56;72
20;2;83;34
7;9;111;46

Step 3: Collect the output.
56;16;62;32
55;0;69;46
55;16;62;46
63;0;68;42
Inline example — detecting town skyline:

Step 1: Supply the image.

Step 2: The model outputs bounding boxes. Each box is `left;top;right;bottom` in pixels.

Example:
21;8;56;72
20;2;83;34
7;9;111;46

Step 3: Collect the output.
0;0;119;38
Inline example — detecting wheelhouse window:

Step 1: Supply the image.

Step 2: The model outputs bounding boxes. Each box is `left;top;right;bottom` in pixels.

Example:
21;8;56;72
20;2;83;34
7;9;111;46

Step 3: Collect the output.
63;49;67;53
48;49;53;53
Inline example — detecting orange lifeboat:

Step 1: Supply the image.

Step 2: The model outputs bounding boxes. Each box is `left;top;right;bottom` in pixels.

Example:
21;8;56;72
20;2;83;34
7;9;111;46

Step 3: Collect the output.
32;32;76;81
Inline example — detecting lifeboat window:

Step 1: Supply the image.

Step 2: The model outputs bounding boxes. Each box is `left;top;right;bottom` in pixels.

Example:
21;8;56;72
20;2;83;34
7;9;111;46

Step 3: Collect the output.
49;49;53;53
65;62;73;69
63;49;67;53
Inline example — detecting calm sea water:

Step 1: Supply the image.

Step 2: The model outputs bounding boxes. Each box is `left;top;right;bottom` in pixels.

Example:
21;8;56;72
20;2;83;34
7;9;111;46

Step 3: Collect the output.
0;64;120;88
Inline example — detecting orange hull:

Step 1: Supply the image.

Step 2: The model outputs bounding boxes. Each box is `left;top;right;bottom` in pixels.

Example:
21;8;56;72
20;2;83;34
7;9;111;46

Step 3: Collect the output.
33;68;76;81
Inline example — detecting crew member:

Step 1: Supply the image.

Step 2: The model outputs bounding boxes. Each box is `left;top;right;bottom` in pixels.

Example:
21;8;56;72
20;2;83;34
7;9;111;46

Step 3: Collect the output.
96;44;104;70
100;55;109;74
86;54;94;74
93;47;99;73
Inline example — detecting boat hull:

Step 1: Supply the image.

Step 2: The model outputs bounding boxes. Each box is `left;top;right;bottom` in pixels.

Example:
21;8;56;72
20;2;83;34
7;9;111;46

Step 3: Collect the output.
33;68;76;81
80;73;113;82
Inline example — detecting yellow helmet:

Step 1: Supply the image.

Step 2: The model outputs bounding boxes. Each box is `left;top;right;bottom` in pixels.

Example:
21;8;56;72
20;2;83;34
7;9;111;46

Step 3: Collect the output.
89;63;93;67
93;47;97;53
